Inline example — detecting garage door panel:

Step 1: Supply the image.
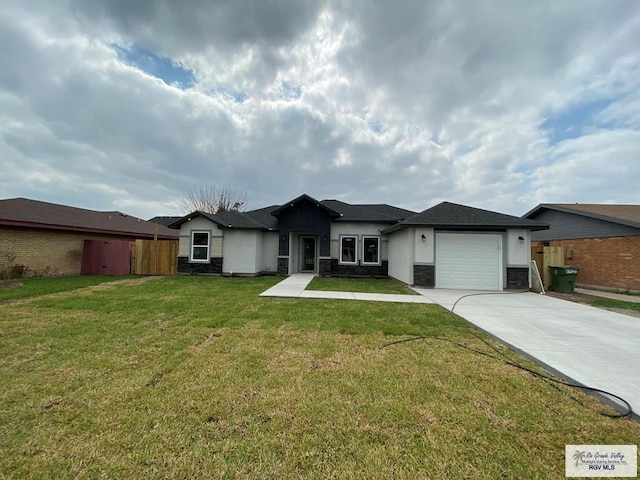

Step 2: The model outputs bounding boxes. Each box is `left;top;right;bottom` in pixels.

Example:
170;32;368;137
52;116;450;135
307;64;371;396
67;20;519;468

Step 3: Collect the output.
435;234;502;290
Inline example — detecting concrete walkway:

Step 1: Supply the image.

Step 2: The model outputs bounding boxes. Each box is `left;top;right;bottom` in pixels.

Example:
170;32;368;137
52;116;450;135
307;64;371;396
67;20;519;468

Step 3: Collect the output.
576;287;640;304
261;275;640;418
259;273;433;303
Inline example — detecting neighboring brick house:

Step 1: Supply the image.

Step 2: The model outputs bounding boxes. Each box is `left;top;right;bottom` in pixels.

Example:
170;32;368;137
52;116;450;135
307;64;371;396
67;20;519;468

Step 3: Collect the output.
523;204;640;291
0;198;178;277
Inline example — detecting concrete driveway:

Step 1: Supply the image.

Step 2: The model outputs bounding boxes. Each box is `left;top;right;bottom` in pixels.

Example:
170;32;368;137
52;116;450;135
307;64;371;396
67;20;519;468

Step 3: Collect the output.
414;288;640;419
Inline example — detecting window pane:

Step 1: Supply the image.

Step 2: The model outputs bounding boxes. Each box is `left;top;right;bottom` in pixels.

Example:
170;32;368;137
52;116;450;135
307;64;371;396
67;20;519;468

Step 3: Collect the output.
341;237;356;263
192;246;208;260
193;232;209;245
363;237;379;263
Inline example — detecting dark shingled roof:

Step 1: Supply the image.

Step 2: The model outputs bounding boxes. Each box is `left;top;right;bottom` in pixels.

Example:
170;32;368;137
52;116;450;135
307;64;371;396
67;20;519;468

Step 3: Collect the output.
0;198;178;239
170;196;548;233
243;205;280;230
170;205;280;231
210;207;280;230
321;200;416;223
271;194;341;218
383;201;548;233
523;203;640;229
148;216;183;227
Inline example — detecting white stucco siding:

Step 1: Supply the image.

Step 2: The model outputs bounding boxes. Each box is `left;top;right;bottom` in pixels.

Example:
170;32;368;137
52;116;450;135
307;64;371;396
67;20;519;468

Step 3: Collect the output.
381;240;388;260
507;229;530;266
260;232;279;273
413;228;434;264
222;230;260;274
387;228;414;284
178;217;222;256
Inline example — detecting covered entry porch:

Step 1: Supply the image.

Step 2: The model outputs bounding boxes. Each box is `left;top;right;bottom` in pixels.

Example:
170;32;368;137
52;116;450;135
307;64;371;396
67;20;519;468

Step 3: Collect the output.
279;232;327;274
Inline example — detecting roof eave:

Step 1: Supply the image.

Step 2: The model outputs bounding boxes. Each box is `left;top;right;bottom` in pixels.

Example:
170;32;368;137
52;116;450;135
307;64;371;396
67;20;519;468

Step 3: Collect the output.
334;218;400;224
383;222;549;234
0;219;178;239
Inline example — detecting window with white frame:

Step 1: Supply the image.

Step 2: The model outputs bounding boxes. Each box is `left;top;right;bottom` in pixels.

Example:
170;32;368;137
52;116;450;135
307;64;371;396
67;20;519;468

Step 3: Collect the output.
190;231;210;262
339;235;357;264
362;236;380;265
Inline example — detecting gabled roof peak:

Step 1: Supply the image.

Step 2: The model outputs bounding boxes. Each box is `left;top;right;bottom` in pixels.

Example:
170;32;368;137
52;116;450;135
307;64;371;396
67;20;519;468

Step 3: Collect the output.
271;194;341;217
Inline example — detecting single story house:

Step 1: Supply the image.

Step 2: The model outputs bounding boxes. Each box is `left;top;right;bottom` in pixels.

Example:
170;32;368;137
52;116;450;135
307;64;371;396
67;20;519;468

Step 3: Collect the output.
523;203;640;291
171;194;547;290
0;197;178;277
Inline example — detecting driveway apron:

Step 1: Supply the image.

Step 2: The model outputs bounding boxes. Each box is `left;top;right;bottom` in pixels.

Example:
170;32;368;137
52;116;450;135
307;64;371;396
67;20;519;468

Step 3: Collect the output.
415;288;640;418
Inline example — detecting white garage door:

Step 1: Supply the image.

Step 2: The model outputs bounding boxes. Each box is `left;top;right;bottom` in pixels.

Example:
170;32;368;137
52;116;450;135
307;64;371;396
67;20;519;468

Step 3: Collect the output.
435;234;502;290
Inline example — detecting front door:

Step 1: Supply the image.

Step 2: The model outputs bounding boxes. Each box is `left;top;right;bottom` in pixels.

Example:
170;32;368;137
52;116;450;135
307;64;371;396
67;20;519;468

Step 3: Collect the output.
300;236;316;272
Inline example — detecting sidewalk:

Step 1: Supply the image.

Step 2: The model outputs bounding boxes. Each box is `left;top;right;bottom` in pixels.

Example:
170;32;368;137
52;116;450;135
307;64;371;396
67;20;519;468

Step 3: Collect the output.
575;288;640;304
259;273;433;303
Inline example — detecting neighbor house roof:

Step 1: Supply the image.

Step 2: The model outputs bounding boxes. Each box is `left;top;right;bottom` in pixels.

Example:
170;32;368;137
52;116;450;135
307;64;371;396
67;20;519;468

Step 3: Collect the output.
383;201;549;233
0;198;178;239
523;204;640;229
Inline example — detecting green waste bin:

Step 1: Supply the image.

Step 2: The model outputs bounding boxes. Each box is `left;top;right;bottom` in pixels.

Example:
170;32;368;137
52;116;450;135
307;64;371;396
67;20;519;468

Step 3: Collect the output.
549;266;579;293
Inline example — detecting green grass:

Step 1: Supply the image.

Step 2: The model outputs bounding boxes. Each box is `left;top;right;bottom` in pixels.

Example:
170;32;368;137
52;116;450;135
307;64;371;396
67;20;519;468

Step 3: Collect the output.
589;298;640;313
0;276;638;479
307;276;417;295
0;275;142;303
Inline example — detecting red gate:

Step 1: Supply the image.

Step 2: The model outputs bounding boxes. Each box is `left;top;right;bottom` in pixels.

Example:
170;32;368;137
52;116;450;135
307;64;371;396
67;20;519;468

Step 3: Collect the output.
80;240;131;276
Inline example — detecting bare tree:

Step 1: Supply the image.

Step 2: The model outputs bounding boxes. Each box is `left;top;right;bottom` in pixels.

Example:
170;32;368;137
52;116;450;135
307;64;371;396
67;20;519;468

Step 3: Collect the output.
175;183;248;214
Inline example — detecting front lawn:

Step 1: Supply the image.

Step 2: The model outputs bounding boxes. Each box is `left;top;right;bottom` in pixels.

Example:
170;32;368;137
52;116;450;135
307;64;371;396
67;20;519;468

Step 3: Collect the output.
0;276;638;479
307;276;417;295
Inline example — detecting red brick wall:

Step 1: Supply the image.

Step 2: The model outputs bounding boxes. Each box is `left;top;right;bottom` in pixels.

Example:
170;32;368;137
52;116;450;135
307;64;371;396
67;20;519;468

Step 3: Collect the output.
539;236;640;291
0;226;137;277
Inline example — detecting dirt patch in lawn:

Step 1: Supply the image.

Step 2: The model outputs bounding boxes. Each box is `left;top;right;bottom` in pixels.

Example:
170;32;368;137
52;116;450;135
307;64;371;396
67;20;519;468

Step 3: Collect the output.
0;276;159;306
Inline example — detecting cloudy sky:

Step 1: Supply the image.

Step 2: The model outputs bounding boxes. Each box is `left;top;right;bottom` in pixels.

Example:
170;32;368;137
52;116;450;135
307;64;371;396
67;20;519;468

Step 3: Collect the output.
1;1;639;220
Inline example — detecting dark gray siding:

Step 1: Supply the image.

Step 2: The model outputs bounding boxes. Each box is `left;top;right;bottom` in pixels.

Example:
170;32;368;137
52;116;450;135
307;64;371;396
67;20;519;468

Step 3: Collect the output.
530;209;640;241
276;199;332;257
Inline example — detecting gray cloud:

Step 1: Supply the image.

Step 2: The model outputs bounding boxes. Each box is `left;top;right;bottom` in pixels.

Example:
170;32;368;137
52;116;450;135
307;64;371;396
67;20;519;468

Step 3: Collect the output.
69;0;326;56
1;0;639;219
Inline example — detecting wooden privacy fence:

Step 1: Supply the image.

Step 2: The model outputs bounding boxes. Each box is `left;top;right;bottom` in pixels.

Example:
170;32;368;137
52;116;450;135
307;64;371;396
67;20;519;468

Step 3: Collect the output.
531;246;565;289
131;240;178;275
